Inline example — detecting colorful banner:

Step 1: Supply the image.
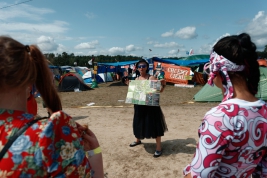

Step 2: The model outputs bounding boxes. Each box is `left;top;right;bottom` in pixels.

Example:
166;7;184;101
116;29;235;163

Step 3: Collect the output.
153;62;191;84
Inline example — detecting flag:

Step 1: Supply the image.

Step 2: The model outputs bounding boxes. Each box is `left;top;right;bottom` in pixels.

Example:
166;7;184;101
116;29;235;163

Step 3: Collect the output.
149;49;152;51
88;59;92;65
189;49;194;55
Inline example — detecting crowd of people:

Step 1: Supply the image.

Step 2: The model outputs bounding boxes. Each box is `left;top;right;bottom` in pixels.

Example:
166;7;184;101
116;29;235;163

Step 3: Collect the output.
0;32;267;178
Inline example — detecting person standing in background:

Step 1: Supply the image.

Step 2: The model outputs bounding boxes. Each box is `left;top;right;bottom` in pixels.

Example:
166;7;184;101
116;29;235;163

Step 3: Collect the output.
128;59;168;158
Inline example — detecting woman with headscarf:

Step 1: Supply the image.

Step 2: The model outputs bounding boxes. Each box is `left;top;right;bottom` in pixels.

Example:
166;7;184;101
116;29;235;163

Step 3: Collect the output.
183;33;267;178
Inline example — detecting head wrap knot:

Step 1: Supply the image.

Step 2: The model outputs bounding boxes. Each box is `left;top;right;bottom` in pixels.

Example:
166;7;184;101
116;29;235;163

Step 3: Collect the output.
207;51;245;101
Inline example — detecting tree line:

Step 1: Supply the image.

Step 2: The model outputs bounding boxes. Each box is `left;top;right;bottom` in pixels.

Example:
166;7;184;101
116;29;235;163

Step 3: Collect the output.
44;52;143;67
45;45;267;67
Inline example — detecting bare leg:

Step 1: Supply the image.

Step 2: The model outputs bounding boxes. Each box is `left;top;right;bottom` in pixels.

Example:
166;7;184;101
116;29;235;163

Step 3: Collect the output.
156;137;161;151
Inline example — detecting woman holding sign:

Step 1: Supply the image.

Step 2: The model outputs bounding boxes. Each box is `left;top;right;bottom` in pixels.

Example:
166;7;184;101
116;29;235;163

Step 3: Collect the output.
128;59;168;158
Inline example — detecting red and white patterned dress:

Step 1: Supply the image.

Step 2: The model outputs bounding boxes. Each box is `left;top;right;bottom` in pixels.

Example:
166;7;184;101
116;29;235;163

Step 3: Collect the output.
0;109;92;177
183;99;267;178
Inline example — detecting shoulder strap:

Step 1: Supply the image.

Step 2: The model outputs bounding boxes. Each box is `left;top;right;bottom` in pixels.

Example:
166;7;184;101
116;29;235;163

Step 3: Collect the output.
0;116;48;160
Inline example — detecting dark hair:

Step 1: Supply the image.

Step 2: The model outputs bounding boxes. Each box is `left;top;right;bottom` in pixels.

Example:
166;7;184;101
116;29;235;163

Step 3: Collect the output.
213;33;259;95
0;36;62;112
135;59;149;73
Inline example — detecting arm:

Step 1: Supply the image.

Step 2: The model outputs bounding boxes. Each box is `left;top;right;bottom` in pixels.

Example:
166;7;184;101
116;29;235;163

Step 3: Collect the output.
77;124;104;178
149;76;166;92
39;111;92;177
124;78;130;86
159;79;166;92
183;109;229;177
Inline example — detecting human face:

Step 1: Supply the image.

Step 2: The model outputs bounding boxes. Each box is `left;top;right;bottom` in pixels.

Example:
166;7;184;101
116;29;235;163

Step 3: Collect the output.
137;62;147;73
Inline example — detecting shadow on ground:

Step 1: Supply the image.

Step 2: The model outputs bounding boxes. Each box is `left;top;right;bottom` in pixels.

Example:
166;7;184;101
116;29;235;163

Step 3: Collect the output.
71;116;89;121
143;138;196;155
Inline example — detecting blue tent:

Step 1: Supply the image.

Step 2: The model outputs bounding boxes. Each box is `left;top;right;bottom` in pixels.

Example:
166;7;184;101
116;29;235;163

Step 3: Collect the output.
97;60;139;74
48;65;59;69
151;55;209;67
98;60;138;67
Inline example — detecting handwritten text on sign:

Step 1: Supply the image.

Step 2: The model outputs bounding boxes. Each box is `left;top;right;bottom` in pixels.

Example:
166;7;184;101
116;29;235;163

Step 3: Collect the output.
154;62;191;84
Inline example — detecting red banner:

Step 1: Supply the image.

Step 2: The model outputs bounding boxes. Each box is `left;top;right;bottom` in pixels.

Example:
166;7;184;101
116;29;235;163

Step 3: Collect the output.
154;62;191;84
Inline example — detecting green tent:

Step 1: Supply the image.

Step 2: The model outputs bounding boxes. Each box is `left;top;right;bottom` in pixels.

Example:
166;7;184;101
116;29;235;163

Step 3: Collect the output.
194;67;267;102
179;54;210;61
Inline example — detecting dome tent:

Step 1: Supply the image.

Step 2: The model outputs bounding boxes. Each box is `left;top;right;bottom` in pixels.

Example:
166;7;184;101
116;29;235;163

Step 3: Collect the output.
194;67;267;102
58;72;92;92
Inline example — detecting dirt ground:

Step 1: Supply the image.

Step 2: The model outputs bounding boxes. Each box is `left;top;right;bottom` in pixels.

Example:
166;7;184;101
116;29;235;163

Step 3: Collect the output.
43;81;217;108
37;81;219;178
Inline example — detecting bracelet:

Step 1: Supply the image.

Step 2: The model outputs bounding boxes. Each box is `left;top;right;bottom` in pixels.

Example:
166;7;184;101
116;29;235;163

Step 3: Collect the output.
87;147;102;157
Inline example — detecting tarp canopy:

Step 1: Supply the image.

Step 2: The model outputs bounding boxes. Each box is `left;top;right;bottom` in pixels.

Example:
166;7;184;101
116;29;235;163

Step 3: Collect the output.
179;54;210;61
98;60;138;67
194;67;267;102
48;65;59;69
152;56;209;67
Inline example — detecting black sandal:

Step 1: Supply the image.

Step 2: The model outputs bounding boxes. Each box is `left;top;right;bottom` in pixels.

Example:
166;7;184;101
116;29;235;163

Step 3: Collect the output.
129;141;142;147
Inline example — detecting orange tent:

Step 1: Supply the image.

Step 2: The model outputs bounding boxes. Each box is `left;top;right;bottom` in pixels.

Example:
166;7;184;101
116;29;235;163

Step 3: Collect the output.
258;59;267;67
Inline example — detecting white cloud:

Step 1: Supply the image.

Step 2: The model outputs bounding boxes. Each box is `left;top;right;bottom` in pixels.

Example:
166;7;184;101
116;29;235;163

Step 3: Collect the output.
198;44;213;54
125;44;142;52
108;47;125;55
147;41;157;44
75;40;99;49
212;33;231;47
56;44;68;54
168;49;179;55
87;50;99;56
154;42;182;48
0;3;54;21
245;11;267;50
0;21;68;34
36;36;59;52
85;12;96;19
174;26;198;39
74;52;85;56
161;29;174;37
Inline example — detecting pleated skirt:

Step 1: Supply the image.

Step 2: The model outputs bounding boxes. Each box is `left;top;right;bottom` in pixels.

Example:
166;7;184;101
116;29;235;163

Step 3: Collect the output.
133;104;168;139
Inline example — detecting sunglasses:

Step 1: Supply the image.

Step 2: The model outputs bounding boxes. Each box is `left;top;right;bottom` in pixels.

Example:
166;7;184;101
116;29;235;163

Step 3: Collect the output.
138;64;147;69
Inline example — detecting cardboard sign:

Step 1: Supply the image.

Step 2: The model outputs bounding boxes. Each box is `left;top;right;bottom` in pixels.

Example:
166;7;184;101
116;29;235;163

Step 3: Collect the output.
153;62;191;84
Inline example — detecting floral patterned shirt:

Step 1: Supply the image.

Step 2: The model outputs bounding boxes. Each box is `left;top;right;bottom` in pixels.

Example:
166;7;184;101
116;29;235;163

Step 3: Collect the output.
0;109;92;178
183;99;267;178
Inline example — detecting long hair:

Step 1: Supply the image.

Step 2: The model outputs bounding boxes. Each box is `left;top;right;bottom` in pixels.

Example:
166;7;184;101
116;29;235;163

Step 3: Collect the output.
0;36;62;112
213;33;259;95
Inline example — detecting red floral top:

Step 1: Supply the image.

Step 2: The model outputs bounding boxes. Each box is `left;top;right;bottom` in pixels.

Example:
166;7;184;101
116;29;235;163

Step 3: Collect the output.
0;109;92;178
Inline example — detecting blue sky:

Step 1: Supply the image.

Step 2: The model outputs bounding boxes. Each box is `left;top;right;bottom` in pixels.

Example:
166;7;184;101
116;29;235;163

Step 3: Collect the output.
1;0;267;58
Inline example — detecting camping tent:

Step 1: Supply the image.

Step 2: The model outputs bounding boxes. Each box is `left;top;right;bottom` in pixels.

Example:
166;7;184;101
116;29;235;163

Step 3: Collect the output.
194;67;267;101
152;55;210;67
58;72;92;92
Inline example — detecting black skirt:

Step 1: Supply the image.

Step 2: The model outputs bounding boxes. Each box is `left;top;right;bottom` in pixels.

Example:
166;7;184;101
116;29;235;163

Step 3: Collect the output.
133;105;168;139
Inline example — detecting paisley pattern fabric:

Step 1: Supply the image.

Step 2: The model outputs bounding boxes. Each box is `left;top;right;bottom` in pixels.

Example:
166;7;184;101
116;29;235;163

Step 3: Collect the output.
0;109;92;178
183;99;267;178
207;51;245;101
